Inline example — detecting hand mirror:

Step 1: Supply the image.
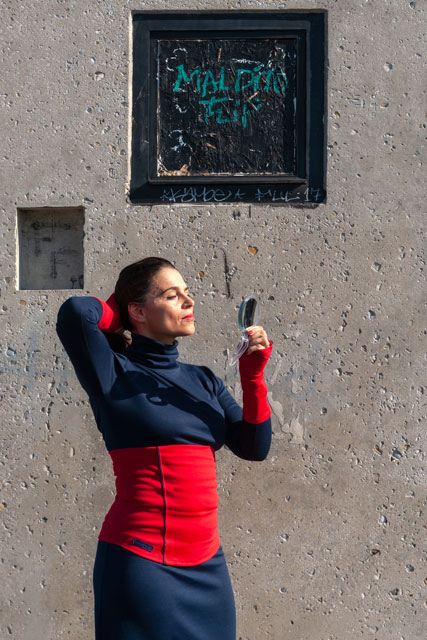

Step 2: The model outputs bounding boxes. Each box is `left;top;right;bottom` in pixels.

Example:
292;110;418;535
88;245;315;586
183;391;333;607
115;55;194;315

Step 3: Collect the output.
229;295;259;366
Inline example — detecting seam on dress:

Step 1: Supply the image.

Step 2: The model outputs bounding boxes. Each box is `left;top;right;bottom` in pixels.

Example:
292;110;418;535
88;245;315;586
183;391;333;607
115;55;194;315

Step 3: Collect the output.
156;446;167;565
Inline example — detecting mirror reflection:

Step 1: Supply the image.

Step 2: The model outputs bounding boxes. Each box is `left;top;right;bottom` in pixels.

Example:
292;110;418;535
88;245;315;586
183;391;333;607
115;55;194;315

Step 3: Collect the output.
238;295;259;331
229;295;259;366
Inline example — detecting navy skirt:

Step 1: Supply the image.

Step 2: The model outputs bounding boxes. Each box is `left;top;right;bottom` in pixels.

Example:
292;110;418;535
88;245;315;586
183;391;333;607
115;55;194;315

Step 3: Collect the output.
93;541;236;639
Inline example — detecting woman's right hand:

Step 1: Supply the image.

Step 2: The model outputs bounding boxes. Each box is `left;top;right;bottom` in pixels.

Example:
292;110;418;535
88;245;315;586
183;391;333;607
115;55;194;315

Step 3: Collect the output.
245;325;270;355
96;294;122;332
239;327;272;380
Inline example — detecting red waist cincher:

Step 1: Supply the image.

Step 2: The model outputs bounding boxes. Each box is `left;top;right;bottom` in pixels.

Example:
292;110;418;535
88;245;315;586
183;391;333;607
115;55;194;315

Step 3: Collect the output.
98;444;220;566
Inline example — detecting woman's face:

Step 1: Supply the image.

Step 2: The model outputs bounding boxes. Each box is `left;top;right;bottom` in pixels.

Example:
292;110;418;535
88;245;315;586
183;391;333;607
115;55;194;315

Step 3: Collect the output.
128;267;195;344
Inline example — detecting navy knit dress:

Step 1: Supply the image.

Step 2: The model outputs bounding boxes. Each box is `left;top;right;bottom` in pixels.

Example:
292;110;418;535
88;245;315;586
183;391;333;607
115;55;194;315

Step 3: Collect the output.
56;297;272;640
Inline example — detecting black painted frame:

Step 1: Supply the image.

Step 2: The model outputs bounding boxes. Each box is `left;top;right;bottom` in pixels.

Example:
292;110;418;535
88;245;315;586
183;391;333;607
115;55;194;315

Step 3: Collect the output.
130;12;326;205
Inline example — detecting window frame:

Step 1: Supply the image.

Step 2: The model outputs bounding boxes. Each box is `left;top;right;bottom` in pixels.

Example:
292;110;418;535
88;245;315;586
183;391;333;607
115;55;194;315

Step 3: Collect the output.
130;12;326;205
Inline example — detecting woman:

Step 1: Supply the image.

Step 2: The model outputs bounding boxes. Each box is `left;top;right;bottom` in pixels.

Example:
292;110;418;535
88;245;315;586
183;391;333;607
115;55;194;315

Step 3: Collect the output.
56;257;272;640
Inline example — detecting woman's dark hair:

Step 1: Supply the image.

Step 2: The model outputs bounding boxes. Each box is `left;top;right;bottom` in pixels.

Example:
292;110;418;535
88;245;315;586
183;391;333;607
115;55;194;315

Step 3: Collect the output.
103;257;175;352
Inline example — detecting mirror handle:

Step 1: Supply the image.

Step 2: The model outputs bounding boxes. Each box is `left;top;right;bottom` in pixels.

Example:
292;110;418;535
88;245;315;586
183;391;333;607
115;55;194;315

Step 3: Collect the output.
229;330;249;366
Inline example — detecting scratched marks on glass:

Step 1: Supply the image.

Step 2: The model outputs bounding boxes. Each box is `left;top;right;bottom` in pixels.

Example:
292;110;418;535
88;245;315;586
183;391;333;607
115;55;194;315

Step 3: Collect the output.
156;39;297;177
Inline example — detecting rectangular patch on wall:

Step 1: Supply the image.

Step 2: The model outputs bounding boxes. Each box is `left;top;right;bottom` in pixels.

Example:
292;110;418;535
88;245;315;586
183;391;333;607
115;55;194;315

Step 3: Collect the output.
17;207;84;290
130;12;326;205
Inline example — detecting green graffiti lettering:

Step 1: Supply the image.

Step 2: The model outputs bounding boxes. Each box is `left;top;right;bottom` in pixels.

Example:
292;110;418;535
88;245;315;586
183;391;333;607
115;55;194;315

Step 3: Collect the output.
172;59;288;129
241;98;262;128
199;96;229;124
273;70;288;94
252;66;264;92
261;69;275;92
235;69;254;92
216;105;231;124
218;67;230;91
202;69;220;97
232;99;240;123
173;65;201;93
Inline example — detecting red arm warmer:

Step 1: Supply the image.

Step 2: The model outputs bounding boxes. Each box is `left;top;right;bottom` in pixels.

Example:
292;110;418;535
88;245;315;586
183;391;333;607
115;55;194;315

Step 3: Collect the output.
94;294;122;332
238;341;273;423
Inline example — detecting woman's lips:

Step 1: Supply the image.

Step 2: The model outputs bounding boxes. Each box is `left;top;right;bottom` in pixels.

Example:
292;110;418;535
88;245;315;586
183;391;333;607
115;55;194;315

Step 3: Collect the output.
182;314;194;320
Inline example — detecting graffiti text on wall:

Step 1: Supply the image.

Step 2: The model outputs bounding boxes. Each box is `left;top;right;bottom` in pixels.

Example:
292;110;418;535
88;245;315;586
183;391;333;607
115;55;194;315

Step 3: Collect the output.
160;186;323;204
157;38;297;177
173;64;289;129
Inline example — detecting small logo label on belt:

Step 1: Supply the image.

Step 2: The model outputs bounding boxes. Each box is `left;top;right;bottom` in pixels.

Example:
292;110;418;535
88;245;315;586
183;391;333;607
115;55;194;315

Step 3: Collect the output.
132;538;154;552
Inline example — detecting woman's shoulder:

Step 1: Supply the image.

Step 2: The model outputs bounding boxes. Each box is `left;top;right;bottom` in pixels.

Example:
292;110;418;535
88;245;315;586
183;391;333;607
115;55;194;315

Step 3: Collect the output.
180;362;224;393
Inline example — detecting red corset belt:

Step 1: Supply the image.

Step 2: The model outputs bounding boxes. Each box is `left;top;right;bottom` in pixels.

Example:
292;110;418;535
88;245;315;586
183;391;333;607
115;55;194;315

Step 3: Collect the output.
98;444;220;566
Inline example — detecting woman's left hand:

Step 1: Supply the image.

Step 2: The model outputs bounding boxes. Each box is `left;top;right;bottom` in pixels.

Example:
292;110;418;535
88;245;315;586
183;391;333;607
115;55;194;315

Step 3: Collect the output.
246;326;270;355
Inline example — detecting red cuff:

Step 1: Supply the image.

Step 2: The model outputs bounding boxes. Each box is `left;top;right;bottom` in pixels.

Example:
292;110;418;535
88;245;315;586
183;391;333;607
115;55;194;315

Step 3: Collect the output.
239;340;273;380
239;341;272;423
95;294;122;332
241;378;271;423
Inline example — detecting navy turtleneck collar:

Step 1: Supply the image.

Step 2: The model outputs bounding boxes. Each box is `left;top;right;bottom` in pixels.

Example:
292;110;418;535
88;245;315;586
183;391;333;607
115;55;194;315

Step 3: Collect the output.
125;333;180;369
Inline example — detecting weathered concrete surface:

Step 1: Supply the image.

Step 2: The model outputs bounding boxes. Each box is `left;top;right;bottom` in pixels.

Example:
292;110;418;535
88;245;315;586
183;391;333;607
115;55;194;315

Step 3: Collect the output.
1;1;426;639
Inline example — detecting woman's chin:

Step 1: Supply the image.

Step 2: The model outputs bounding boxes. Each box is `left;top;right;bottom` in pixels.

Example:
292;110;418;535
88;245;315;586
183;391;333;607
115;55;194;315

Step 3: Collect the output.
180;324;195;337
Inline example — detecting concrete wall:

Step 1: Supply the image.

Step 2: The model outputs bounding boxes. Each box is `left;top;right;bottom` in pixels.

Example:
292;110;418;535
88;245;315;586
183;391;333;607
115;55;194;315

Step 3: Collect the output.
1;1;425;639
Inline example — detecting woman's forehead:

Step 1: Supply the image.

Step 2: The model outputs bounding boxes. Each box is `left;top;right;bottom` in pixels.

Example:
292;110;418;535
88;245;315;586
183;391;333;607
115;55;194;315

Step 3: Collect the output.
151;267;186;293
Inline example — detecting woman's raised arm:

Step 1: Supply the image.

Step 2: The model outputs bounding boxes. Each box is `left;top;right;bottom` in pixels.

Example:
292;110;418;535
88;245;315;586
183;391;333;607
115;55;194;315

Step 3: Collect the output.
56;295;121;397
217;334;273;461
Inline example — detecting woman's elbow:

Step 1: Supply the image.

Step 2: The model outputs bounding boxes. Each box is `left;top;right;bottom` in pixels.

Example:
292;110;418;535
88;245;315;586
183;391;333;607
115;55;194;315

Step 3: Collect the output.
250;446;270;462
241;439;271;461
